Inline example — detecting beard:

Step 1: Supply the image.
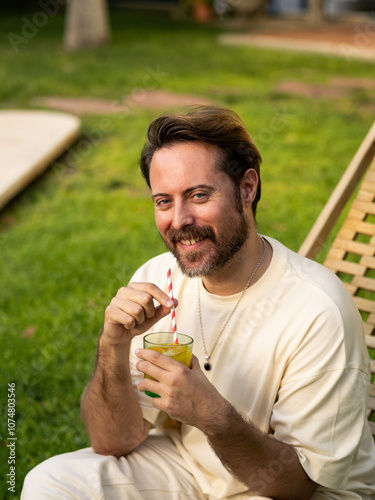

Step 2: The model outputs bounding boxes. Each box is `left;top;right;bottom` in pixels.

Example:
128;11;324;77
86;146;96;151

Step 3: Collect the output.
160;211;249;278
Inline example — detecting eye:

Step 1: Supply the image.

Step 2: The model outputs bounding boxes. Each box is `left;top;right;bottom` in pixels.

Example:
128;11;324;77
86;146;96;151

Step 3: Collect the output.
192;192;208;201
154;198;171;208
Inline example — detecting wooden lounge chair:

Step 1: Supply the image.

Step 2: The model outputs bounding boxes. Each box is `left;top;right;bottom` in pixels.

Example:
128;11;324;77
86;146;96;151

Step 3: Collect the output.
299;121;375;437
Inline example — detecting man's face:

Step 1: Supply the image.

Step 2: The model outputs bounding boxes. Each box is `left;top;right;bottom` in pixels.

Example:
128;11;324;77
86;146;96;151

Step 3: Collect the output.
149;142;250;278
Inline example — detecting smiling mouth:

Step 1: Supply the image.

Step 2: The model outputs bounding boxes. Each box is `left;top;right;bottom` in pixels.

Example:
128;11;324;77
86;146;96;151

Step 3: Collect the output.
168;226;216;248
180;237;205;246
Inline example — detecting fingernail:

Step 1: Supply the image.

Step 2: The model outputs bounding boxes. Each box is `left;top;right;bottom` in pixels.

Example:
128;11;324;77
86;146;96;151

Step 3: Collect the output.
167;299;174;308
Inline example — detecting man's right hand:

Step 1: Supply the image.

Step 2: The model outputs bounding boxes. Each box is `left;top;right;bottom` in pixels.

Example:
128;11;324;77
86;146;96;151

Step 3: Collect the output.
102;282;176;345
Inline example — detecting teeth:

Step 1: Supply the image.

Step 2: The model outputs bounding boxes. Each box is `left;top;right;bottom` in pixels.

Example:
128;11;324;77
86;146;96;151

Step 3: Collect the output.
181;237;204;246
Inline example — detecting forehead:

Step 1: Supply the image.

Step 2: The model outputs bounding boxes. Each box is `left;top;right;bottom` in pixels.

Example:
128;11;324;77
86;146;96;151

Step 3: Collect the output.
149;142;224;192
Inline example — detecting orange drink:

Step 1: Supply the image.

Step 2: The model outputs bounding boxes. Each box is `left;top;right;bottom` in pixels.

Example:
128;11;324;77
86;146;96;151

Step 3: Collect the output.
143;333;193;398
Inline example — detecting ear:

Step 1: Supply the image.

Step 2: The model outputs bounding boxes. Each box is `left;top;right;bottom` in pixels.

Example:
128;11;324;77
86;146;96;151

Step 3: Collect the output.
241;169;258;209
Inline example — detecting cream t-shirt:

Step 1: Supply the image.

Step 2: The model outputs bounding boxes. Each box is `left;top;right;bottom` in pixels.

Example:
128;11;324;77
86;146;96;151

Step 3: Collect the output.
129;237;375;499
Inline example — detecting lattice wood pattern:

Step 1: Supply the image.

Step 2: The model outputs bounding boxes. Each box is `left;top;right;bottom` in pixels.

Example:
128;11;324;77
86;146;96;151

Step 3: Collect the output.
323;157;375;436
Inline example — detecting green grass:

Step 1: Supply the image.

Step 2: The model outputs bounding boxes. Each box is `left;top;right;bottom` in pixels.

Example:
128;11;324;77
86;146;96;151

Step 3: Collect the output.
1;7;375;496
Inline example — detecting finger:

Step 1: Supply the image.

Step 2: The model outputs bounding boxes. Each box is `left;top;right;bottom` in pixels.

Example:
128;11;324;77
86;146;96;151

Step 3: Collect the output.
128;282;175;315
115;286;156;320
190;354;201;370
105;302;140;330
137;378;162;397
136;360;166;384
112;295;149;325
112;284;170;327
136;348;180;372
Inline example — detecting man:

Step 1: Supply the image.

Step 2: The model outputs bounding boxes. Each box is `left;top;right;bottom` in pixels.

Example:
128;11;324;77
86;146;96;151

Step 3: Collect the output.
22;105;375;499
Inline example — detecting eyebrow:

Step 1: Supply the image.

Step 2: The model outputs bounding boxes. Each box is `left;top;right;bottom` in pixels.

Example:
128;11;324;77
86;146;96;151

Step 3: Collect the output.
151;184;215;201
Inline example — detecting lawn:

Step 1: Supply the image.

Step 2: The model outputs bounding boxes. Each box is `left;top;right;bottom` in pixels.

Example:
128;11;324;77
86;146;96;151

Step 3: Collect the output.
0;6;374;496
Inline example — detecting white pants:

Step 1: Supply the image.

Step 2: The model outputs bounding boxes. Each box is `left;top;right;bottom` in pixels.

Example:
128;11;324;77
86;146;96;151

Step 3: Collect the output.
21;435;206;500
21;434;273;500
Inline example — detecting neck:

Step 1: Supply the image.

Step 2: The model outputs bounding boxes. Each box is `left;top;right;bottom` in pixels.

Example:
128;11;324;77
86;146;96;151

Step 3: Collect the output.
201;233;270;296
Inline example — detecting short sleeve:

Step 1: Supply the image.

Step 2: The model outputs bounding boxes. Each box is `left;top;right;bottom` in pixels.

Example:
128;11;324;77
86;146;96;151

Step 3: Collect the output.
272;367;369;489
271;303;370;489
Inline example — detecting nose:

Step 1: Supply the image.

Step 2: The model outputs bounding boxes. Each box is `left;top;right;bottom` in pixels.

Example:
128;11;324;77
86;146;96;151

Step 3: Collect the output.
172;200;194;229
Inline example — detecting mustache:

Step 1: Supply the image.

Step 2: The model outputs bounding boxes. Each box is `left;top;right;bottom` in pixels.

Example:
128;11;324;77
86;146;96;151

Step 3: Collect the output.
167;226;216;243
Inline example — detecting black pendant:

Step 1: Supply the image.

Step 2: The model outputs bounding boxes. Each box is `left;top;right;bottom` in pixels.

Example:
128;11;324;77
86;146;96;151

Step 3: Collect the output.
204;362;211;371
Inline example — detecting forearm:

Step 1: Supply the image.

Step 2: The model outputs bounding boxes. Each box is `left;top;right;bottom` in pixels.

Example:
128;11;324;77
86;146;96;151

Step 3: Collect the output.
202;401;316;500
81;336;150;457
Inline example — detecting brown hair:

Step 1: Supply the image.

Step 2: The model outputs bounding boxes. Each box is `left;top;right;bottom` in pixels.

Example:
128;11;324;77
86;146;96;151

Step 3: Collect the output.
139;105;262;216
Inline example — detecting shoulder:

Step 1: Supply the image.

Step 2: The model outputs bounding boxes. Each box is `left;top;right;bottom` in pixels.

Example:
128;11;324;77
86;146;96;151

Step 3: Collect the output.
268;236;353;300
265;237;369;374
266;236;363;331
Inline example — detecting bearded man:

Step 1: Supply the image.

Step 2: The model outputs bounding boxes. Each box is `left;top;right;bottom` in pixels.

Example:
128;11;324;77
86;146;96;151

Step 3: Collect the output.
22;106;375;500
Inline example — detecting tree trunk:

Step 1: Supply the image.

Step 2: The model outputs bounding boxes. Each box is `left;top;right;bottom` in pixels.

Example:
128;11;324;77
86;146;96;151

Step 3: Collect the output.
308;0;325;23
63;0;110;51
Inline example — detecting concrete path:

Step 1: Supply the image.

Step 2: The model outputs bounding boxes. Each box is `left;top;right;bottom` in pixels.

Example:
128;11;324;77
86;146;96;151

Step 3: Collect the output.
0;110;81;210
219;18;375;61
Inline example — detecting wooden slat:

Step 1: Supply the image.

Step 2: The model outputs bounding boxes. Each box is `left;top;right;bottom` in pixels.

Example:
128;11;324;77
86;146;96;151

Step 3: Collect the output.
347;208;368;220
360;178;375;194
352;276;375;292
368;396;375;411
365;334;375;349
351;200;375;216
353;296;375;313
341;219;375;236
360;256;375;270
363;169;375;182
326;248;348;260
357;190;375;202
330;238;375;256
364;323;375;335
336;227;357;241
323;258;366;276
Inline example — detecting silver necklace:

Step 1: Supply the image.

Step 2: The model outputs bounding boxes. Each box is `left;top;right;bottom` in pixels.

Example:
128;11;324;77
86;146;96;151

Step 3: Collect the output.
198;236;267;371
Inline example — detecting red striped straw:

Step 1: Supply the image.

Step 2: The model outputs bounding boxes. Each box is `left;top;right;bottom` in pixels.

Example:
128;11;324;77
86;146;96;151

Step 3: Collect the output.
167;268;178;344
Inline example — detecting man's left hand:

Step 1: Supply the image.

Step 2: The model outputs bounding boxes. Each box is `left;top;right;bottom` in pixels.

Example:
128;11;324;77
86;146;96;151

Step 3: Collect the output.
136;350;226;430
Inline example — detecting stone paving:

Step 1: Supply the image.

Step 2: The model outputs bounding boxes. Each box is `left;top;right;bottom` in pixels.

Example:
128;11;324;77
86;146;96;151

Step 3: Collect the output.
219;16;375;61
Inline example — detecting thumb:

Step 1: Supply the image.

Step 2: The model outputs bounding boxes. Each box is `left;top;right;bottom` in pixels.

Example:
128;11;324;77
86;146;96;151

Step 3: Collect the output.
190;354;201;370
153;297;179;322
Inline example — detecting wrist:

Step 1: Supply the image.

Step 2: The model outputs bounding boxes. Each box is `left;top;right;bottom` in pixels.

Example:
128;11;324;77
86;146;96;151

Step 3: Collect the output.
198;394;235;439
98;334;132;367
